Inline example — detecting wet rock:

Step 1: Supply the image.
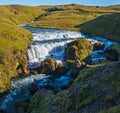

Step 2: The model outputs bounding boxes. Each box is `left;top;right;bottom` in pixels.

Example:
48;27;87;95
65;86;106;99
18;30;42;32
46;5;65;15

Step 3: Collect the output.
93;42;105;50
15;99;30;113
40;57;58;74
65;38;93;64
29;84;38;95
105;49;119;61
71;59;85;78
40;57;68;76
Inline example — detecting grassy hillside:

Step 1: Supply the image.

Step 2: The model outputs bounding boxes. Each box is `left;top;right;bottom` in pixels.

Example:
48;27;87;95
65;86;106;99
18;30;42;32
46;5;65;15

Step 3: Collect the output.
0;5;45;91
29;5;120;41
0;5;45;24
28;61;120;113
0;4;120;113
28;44;120;113
79;13;120;42
0;4;120;92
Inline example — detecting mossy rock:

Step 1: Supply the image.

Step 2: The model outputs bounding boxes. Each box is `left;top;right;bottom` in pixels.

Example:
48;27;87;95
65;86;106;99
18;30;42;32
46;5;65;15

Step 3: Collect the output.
15;99;30;113
65;38;93;63
29;84;38;95
40;57;58;74
54;63;68;77
93;41;105;50
100;105;120;113
104;44;120;61
29;62;120;113
40;57;67;76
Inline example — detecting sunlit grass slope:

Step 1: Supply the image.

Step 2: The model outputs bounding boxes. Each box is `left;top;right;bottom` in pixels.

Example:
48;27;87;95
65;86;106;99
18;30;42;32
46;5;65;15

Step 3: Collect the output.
30;4;120;31
0;5;45;91
79;13;120;42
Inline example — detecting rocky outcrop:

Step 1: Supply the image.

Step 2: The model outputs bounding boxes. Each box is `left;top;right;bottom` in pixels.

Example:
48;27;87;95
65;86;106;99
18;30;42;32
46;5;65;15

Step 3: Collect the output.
65;38;93;63
14;50;30;76
93;41;105;50
105;49;119;61
28;61;120;113
104;44;120;61
0;48;30;91
40;57;68;76
40;57;58;74
64;38;93;76
15;99;30;113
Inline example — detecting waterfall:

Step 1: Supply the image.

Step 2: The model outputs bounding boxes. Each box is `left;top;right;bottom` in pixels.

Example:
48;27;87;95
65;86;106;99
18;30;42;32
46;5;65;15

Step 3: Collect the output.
26;27;117;68
0;26;117;113
27;28;83;69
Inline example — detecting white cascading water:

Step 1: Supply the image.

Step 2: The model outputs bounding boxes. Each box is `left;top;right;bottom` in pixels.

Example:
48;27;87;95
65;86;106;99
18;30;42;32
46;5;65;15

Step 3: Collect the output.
26;27;83;69
0;26;117;113
26;27;116;67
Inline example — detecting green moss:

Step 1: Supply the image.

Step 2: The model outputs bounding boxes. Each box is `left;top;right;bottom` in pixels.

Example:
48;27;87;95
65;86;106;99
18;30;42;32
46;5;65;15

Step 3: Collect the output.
29;61;120;113
104;90;120;103
100;105;120;113
80;13;120;42
104;44;120;61
76;95;96;110
65;38;93;62
40;57;68;76
73;67;96;84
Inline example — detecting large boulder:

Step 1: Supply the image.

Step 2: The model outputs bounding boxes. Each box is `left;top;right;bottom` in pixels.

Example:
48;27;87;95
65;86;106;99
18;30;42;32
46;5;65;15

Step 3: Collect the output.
40;57;67;76
93;41;105;50
65;38;93;77
104;44;120;61
65;38;93;64
40;57;58;74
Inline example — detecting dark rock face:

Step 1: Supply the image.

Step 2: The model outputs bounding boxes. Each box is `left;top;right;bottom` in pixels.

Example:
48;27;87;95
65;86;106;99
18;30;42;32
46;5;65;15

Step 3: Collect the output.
71;59;85;78
0;110;7;113
93;42;105;50
15;99;30;113
45;7;64;12
29;84;38;95
65;45;78;60
105;49;119;61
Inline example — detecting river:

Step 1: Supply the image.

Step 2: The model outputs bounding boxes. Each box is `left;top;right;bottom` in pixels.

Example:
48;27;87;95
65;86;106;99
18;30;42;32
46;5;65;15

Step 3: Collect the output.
0;25;116;113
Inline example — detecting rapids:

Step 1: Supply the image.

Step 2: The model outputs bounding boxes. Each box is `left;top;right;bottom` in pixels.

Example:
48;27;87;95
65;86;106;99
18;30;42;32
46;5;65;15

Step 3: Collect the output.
0;26;116;113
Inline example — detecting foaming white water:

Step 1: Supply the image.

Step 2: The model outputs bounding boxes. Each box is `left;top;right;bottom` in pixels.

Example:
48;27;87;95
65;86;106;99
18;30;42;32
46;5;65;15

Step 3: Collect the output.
27;28;83;68
0;74;51;113
26;27;117;67
86;36;117;63
32;30;82;41
10;74;49;89
0;26;117;113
